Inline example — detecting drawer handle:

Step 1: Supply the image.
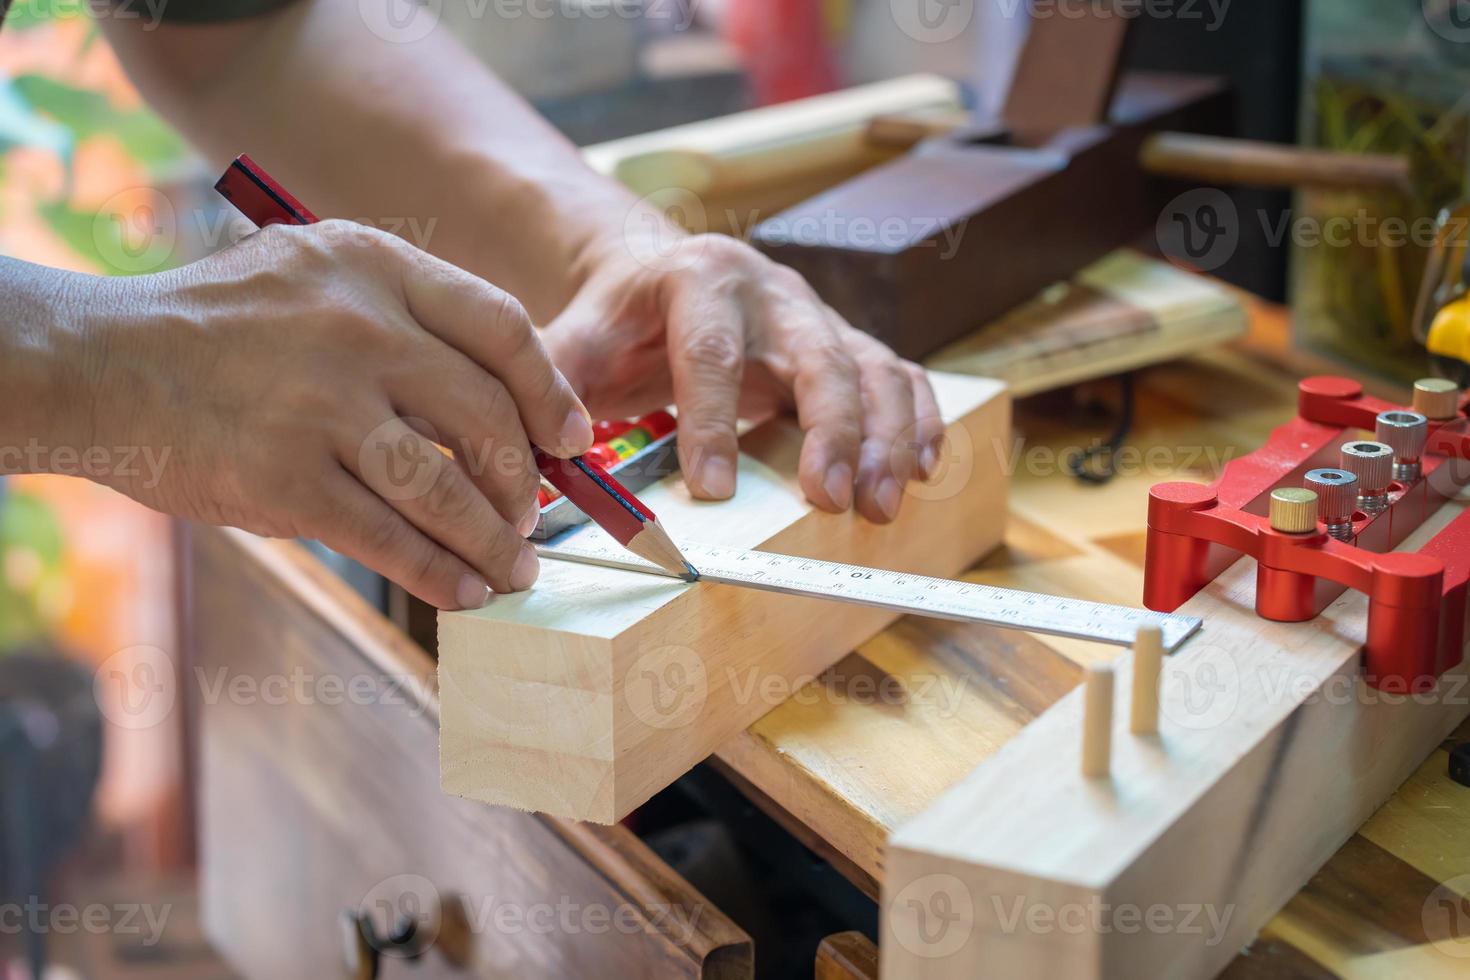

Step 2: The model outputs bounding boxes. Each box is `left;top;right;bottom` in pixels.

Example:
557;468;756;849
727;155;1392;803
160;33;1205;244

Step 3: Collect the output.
341;892;472;978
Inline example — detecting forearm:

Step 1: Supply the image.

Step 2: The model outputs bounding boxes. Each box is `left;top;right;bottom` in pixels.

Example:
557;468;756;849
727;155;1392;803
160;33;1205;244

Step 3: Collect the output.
0;259;102;474
99;1;649;322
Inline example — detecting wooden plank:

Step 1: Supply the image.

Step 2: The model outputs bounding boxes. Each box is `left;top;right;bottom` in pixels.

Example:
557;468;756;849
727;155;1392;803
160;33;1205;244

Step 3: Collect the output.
193;528;752;979
438;373;1010;823
815;931;880;980
881;496;1470;979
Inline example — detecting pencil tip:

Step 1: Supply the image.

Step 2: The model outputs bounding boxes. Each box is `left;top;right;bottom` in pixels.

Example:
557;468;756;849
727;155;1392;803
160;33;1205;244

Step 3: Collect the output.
682;561;701;583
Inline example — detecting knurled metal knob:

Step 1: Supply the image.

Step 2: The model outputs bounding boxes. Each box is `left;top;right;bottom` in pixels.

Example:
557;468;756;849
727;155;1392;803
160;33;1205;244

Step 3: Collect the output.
1340;440;1394;513
1269;488;1319;534
1304;468;1358;539
1412;378;1460;420
1375;410;1429;470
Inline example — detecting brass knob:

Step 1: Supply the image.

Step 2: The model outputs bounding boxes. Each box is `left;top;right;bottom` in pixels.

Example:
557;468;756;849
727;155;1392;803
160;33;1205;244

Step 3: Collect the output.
1270;488;1318;533
1412;378;1460;420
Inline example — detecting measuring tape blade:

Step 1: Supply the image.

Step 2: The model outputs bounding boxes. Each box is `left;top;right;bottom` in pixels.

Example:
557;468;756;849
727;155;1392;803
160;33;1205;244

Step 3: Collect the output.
537;538;1202;651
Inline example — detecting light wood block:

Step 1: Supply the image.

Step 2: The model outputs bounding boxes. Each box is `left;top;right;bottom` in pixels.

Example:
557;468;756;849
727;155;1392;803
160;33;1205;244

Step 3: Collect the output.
438;373;1010;823
882;493;1470;979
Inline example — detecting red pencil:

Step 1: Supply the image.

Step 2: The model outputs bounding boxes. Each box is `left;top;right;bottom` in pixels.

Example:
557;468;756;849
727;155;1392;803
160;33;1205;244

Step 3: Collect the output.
215;154;696;579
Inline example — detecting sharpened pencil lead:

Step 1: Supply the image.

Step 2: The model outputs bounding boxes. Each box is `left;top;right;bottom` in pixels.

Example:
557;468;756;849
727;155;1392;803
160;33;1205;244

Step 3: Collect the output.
682;561;701;582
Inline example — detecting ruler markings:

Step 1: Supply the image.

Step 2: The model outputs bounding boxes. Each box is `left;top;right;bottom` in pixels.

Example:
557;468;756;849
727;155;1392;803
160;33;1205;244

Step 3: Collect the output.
537;539;1202;651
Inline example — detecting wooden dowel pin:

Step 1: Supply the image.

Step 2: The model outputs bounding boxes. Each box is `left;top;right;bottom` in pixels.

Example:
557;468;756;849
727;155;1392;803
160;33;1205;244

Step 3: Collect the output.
1081;663;1114;778
1129;625;1164;735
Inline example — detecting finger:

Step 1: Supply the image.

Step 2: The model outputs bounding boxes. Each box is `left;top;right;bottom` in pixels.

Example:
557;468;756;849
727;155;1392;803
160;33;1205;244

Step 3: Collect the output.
348;417;539;593
787;310;862;512
309;466;490;611
906;362;946;480
850;342;918;524
387;338;541;535
388;241;593;457
667;283;745;499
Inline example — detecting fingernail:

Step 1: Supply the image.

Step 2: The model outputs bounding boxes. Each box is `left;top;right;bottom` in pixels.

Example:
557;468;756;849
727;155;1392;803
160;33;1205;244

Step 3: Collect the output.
510;544;540;591
560;409;594;455
457;573;491;610
920;443;939;479
823;462;853;510
696;456;736;499
516;504;540;538
875;477;902;521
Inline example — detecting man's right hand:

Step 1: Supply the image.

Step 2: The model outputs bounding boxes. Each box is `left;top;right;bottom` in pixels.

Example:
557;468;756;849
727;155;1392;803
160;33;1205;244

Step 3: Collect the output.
76;221;593;609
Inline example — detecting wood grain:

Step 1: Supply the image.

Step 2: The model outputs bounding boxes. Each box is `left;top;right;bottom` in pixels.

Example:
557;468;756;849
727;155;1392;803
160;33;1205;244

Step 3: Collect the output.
437;373;1010;822
881;497;1470;978
192;527;751;979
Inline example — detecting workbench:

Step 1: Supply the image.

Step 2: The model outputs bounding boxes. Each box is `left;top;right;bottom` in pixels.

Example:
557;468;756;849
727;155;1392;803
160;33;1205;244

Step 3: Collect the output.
185;298;1469;978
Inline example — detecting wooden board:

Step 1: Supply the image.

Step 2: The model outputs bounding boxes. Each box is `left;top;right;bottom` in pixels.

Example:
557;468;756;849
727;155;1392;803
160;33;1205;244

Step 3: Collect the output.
926;250;1247;397
880;492;1470;978
437;373;1010;823
191;526;751;979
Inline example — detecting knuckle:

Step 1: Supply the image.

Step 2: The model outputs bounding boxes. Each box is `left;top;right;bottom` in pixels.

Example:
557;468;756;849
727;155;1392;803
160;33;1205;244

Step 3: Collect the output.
486;287;534;341
466;376;514;426
420;459;480;527
362;505;409;558
683;327;743;375
481;523;525;588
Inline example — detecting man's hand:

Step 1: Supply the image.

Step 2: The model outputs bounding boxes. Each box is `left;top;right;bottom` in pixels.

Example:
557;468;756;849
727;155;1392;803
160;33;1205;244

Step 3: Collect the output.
544;230;945;524
78;222;593;609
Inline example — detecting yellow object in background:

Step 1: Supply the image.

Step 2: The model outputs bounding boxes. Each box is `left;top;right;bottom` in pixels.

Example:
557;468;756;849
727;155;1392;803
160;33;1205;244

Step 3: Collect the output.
1427;295;1470;364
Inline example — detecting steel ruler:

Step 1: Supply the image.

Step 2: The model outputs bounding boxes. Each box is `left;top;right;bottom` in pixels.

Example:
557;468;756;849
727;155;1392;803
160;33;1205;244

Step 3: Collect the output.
538;538;1203;651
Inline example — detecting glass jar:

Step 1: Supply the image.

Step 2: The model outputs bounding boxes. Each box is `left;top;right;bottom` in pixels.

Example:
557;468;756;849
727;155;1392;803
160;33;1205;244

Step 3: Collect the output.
1294;0;1470;382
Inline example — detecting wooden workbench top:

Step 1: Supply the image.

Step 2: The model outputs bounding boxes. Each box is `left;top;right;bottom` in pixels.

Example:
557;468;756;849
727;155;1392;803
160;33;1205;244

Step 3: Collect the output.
714;302;1470;977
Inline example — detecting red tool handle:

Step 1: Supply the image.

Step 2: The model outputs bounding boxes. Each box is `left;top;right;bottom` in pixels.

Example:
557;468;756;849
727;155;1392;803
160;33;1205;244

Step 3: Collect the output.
214;154;656;547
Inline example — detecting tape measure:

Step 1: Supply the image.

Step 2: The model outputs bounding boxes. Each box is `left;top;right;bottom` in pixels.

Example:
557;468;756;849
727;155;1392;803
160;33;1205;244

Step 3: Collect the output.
538;538;1203;651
